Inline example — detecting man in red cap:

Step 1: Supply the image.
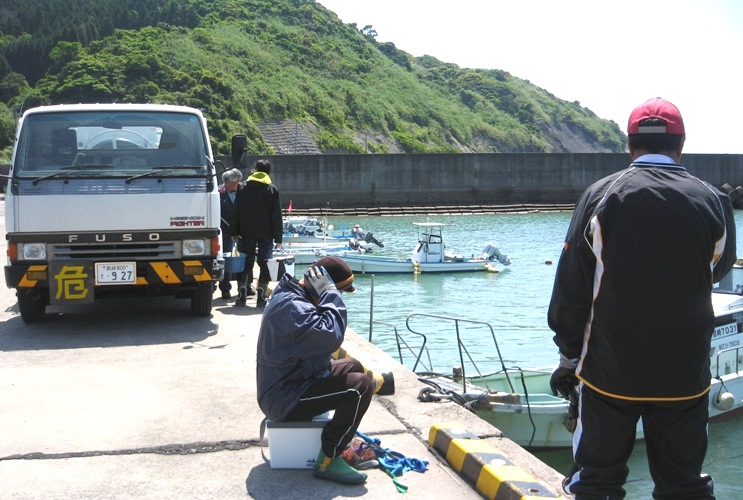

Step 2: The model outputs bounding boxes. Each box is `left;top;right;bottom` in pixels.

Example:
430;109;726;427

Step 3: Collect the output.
548;97;736;498
255;256;373;485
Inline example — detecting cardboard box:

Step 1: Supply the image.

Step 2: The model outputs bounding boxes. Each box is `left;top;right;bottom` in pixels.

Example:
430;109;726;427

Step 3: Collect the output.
266;411;333;469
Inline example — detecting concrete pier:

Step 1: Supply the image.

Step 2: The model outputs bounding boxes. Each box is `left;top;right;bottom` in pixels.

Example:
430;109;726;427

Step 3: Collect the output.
0;293;568;499
0;196;567;498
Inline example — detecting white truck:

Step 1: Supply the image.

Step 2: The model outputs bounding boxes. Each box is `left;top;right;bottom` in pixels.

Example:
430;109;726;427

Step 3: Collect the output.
4;103;224;322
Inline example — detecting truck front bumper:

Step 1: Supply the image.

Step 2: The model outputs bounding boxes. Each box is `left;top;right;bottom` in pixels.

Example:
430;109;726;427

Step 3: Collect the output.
5;258;224;305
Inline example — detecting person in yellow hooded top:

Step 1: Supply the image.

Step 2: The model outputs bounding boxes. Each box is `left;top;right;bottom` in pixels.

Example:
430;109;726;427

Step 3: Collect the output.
231;159;283;306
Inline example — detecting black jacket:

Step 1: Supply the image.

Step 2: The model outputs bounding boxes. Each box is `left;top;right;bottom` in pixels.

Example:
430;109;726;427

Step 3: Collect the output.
231;172;283;244
219;185;237;233
548;154;736;400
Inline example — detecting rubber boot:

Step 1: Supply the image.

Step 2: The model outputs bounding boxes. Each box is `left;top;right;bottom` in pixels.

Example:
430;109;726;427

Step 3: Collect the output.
256;281;269;306
234;286;247;306
313;450;367;485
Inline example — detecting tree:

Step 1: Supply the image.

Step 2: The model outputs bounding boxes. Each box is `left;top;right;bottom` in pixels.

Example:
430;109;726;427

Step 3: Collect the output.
0;72;30;103
361;25;377;40
0;102;17;150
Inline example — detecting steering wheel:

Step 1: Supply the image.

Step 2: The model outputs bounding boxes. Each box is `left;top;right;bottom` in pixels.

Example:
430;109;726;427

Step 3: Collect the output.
85;129;156;149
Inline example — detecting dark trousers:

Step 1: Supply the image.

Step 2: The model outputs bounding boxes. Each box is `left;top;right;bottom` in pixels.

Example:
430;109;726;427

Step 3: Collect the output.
284;358;374;458
565;384;714;499
219;235;233;292
237;238;274;287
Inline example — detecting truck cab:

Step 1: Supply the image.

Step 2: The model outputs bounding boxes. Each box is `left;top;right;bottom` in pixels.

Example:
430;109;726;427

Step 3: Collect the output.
4;103;224;322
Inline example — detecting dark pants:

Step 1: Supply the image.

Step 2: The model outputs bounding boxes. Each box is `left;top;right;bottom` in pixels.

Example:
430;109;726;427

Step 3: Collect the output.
565;384;714;499
284;358;374;458
237;238;274;288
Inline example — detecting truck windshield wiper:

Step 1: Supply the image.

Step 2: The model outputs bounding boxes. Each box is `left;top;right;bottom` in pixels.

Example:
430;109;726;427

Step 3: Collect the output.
124;166;200;184
32;164;113;185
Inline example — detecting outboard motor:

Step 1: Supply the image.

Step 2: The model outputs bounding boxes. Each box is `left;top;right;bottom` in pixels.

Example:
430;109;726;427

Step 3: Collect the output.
483;242;511;266
364;231;384;248
349;238;373;253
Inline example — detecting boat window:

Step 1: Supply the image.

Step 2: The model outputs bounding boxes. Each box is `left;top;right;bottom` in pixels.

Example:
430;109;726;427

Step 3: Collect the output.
715;266;743;295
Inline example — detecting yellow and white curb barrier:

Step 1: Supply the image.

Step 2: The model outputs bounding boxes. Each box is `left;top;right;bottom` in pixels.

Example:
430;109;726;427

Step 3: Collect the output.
429;422;560;499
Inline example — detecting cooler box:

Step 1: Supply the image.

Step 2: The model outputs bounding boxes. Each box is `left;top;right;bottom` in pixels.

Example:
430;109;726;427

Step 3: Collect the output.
266;411;333;469
267;254;295;280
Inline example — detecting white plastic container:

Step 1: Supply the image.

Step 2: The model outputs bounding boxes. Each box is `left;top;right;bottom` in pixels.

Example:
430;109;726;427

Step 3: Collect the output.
265;411;333;469
267;254;296;281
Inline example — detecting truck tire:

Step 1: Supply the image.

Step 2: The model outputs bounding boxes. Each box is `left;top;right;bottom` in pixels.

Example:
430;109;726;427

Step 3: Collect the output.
190;281;213;316
17;289;47;323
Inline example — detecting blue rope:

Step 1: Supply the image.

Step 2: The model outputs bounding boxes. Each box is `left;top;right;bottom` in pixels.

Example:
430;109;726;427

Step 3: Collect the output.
355;430;429;476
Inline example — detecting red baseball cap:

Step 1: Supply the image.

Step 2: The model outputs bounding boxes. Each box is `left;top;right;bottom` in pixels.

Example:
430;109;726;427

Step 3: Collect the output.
627;97;685;135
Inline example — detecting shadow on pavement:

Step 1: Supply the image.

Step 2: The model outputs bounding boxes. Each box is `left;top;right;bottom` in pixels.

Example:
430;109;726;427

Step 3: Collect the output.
245;463;368;499
0;296;219;351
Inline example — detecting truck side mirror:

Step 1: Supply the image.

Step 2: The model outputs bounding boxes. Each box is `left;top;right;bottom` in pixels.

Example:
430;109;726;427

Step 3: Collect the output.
231;135;248;169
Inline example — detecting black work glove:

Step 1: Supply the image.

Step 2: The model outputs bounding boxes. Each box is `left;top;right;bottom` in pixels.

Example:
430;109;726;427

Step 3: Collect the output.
550;353;579;399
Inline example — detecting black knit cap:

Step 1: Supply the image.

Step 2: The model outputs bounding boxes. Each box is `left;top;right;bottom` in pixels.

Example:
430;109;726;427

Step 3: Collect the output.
312;256;355;292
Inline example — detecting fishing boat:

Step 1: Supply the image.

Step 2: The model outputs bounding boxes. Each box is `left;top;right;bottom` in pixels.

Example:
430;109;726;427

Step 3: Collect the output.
284;223;385;266
397;264;743;448
340;222;510;274
282;215;348;245
283;215;323;236
282;216;385;245
286;239;377;266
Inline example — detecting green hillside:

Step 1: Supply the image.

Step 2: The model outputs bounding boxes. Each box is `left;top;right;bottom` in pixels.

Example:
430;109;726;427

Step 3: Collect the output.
0;0;626;157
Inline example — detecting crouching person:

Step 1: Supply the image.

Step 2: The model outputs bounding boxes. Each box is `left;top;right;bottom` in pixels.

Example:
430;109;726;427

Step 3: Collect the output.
256;256;373;484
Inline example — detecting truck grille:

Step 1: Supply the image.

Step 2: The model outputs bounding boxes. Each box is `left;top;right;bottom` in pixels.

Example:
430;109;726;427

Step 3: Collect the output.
50;241;181;260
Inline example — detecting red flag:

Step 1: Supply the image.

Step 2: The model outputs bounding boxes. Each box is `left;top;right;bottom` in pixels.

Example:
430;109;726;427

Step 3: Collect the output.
288;200;293;213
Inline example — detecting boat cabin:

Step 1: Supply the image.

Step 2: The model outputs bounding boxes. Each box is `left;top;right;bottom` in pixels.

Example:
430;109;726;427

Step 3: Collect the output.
411;223;448;263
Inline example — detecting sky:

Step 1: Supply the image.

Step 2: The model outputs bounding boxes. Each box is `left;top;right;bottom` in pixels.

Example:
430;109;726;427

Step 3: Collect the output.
316;0;743;154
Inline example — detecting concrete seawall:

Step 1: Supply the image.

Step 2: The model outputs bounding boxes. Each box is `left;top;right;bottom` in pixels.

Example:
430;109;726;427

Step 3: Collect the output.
224;153;743;209
5;153;742;210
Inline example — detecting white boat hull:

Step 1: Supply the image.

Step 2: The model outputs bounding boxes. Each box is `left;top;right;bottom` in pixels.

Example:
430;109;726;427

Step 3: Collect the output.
289;248;350;266
410;266;743;449
282;236;350;247
463;369;648;449
459;354;743;449
458;366;743;450
341;254;495;274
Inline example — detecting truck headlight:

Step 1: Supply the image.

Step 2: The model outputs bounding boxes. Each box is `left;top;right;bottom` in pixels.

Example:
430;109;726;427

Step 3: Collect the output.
20;243;47;260
183;239;206;256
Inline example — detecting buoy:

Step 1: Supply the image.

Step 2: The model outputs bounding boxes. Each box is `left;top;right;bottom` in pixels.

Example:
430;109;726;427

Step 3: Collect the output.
545;259;553;265
413;262;421;275
713;392;735;411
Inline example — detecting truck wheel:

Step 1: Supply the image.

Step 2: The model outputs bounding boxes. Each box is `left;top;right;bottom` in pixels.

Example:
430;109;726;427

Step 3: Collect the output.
190;282;213;316
17;289;47;323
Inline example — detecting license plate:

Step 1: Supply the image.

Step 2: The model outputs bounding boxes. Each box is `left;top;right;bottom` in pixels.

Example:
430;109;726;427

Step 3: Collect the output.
95;262;136;285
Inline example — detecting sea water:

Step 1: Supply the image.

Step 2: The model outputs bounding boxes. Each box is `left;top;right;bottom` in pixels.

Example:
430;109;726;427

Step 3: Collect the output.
323;211;743;499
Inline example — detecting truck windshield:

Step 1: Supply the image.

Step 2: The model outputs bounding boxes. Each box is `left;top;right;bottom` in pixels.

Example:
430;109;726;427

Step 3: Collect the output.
14;110;210;178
